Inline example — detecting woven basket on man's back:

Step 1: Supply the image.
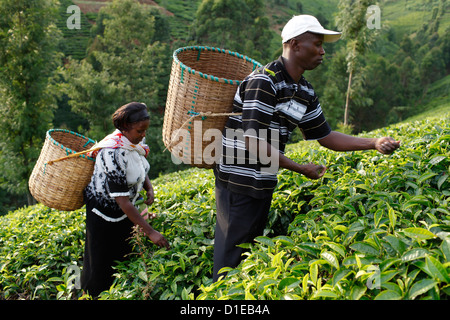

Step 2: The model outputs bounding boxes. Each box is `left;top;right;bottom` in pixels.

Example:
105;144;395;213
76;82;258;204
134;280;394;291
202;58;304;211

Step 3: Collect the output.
29;129;96;211
162;46;262;169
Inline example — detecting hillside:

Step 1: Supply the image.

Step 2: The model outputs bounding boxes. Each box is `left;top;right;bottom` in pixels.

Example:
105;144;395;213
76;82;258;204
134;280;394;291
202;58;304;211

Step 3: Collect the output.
1;110;449;300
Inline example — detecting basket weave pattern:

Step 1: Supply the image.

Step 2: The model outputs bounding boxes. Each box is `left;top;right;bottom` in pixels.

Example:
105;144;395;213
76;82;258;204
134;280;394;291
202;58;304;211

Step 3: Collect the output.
29;129;96;211
163;46;262;168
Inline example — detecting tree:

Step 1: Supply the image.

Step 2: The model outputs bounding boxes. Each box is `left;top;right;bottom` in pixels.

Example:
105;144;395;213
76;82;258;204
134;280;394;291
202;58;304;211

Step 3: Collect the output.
335;0;376;127
192;0;273;62
62;0;176;177
0;0;62;204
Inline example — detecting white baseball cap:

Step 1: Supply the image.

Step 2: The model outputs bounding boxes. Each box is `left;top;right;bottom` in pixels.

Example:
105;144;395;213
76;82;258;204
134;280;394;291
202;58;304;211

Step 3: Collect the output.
281;15;341;43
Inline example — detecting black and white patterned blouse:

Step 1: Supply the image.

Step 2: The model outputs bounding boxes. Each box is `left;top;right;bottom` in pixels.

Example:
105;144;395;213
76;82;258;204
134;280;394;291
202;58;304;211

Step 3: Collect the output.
84;147;150;222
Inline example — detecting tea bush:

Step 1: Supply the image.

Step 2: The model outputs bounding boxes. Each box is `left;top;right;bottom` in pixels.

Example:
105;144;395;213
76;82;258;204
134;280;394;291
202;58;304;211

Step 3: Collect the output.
0;205;85;299
0;115;448;300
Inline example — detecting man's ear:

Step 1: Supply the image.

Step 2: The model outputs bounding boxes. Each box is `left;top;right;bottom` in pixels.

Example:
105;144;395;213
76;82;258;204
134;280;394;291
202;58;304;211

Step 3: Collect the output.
290;38;302;52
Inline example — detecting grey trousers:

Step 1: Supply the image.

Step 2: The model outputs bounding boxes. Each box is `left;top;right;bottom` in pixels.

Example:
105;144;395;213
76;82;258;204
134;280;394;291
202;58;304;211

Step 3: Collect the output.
213;180;273;282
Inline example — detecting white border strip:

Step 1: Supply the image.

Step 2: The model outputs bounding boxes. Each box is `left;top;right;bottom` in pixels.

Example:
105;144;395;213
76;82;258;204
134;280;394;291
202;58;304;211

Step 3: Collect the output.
92;208;127;223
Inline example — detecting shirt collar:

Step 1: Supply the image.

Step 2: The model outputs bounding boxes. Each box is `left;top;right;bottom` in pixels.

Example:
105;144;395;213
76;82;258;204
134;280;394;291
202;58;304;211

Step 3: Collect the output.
276;56;305;85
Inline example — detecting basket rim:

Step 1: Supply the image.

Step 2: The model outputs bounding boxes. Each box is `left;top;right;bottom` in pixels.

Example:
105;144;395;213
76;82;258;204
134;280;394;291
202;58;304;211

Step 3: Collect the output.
47;129;96;162
173;46;262;85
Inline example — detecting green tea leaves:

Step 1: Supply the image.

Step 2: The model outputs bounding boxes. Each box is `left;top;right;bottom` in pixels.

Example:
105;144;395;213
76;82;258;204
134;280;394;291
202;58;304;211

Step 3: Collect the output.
403;227;436;241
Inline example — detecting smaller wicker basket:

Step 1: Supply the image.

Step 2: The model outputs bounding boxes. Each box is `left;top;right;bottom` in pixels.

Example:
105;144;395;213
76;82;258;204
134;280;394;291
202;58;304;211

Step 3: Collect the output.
29;129;96;211
163;46;262;168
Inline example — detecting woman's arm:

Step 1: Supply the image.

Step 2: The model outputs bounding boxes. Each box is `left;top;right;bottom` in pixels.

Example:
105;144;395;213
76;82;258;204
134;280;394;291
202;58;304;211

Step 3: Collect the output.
143;176;154;205
115;196;169;249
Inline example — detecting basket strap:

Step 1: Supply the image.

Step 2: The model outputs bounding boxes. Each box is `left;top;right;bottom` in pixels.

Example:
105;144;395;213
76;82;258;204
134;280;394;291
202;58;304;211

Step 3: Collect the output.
46;147;102;165
164;111;242;152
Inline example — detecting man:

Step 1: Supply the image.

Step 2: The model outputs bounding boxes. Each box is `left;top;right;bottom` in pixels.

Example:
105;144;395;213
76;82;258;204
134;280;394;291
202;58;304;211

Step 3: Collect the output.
213;15;400;281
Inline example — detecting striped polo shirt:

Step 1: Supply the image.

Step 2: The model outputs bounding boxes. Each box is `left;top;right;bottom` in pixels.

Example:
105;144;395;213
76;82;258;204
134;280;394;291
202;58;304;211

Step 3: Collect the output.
215;56;331;199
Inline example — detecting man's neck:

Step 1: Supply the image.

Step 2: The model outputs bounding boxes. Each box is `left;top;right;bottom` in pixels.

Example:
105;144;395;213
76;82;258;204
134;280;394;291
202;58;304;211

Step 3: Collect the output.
280;55;304;83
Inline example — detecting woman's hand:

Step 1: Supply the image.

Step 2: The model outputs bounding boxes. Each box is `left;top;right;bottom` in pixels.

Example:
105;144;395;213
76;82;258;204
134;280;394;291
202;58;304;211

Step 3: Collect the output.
144;176;154;205
145;188;154;205
147;229;170;249
115;196;169;249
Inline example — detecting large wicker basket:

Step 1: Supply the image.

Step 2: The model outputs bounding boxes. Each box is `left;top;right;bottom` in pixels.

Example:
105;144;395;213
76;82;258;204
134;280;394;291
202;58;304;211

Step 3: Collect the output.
163;46;262;168
29;129;96;211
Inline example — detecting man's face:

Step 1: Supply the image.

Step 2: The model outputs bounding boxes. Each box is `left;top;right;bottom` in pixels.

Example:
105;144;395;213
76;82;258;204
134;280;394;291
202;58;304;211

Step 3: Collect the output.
291;32;325;71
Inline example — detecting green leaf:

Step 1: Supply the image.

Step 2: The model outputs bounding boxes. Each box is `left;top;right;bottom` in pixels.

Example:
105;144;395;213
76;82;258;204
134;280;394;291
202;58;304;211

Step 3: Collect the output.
408;279;437;300
402;195;431;210
441;238;450;262
350;241;379;256
401;248;429;262
181;287;189;300
374;208;384;228
418;172;438;184
245;289;257;300
437;174;448;190
257;278;278;293
255;236;275;248
138;271;148;282
314;288;339;299
388;207;397;230
350;285;367;300
403;227;436;241
428;155;446;166
179;257;186;272
310;263;318;286
374;290;402;300
332;268;353;287
426;256;450;283
323;241;346;257
273;235;295;247
302;274;309;294
278;277;300;290
320;251;339;269
383;235;407;255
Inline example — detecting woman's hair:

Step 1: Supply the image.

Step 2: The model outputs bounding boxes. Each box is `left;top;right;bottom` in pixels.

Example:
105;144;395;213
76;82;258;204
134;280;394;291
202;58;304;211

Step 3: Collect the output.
112;102;150;131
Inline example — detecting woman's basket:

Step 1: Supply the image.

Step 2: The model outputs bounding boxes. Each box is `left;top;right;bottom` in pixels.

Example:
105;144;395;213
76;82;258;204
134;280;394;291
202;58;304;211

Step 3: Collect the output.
29;129;96;211
162;46;262;168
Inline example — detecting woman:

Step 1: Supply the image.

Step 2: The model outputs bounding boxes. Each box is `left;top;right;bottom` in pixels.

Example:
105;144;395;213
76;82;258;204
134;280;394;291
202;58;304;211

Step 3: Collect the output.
81;102;169;297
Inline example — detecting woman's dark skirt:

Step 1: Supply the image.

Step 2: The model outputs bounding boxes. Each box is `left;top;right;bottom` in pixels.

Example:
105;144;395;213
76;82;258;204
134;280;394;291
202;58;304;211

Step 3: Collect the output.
81;197;134;297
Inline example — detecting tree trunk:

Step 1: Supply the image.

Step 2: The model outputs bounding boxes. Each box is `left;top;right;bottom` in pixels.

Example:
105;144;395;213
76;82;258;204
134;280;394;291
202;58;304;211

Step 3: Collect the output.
344;69;353;126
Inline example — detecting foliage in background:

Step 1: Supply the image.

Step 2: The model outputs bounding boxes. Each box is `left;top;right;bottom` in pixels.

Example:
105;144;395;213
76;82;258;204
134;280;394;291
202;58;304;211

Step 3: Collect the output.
190;0;273;63
0;0;62;203
60;0;177;176
335;0;377;127
1;113;448;300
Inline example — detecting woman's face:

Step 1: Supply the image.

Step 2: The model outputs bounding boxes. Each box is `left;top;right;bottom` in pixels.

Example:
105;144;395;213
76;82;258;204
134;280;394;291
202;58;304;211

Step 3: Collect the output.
123;119;150;144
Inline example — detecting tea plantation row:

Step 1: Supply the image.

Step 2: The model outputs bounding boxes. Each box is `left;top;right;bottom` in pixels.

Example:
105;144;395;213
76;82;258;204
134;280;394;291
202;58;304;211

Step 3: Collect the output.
0;115;448;300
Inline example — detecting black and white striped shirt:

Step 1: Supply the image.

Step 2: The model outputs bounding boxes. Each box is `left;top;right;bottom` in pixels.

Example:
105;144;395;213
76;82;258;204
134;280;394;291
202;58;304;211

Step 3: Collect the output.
215;57;331;199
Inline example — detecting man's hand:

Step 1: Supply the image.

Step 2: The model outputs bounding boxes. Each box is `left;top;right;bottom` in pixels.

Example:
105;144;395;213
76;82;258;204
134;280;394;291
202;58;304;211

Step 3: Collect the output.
375;137;401;155
300;163;327;179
